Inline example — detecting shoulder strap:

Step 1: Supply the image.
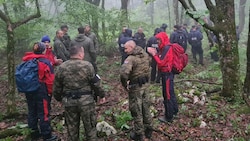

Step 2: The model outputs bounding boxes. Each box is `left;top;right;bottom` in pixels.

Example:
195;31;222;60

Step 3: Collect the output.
38;58;54;73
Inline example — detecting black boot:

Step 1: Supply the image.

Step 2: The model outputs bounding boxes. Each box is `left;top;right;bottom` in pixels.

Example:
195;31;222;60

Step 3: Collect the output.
43;134;58;141
130;132;143;141
30;130;41;141
144;127;153;139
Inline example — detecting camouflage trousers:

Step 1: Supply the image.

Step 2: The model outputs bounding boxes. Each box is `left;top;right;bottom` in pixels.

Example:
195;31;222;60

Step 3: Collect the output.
128;84;152;135
64;103;97;141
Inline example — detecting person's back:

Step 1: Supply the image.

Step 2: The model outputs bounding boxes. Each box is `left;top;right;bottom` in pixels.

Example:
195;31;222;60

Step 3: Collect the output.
170;25;187;51
53;45;105;141
134;27;146;49
22;42;57;141
188;28;203;46
71;27;96;64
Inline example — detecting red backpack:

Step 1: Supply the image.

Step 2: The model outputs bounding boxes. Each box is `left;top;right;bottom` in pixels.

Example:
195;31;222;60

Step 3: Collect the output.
170;43;188;74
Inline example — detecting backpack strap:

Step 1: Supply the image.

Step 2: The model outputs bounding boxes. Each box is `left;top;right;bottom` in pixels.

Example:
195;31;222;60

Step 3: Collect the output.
38;58;54;73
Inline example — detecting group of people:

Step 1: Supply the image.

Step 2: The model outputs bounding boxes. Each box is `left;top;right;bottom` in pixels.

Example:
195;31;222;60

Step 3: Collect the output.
21;22;206;141
21;24;103;141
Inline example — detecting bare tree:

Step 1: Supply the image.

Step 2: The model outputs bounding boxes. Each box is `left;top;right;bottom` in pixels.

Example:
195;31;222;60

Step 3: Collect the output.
243;6;250;106
0;0;41;115
178;0;240;99
121;0;129;25
238;0;247;35
173;0;179;24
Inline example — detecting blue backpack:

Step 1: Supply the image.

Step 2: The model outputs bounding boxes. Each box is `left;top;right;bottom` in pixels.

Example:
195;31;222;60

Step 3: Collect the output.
15;58;41;93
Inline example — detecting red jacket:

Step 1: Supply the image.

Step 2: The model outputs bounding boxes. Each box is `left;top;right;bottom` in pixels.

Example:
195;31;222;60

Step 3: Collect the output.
45;47;56;66
153;32;173;73
22;52;54;95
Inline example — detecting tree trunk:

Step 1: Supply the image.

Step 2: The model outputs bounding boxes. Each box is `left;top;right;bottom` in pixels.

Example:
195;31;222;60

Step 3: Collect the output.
0;0;41;115
86;0;101;39
149;2;154;25
101;0;106;43
166;0;171;28
178;0;241;99
210;1;240;98
243;7;250;96
173;0;179;25
121;0;129;26
238;0;246;34
6;25;16;114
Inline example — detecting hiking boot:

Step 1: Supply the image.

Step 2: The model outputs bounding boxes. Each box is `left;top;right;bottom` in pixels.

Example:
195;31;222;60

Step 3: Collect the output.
158;116;173;123
43;135;58;141
30;131;41;141
130;132;143;141
144;128;153;139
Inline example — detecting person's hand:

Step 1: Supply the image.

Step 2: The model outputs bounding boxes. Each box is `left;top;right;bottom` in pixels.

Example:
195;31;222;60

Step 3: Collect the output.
147;47;157;56
55;59;63;65
99;97;106;104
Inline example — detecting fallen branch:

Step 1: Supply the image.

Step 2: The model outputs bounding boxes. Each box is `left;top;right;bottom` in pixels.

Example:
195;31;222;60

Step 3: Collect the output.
0;128;23;139
152;128;171;139
175;79;222;85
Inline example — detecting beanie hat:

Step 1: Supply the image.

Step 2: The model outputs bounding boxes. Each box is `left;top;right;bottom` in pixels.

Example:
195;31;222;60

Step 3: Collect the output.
161;23;168;30
41;35;51;43
34;42;46;54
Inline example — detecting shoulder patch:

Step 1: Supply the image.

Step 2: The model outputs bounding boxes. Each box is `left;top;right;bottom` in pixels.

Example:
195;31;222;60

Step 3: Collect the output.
124;60;129;64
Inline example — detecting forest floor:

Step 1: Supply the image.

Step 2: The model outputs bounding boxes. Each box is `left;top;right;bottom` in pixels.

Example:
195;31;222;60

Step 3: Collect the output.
0;51;250;141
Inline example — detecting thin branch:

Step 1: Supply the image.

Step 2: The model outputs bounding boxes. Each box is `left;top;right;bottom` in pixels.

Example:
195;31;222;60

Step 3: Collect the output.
187;0;196;11
0;9;9;24
204;0;215;11
175;79;222;85
178;0;215;32
12;0;41;29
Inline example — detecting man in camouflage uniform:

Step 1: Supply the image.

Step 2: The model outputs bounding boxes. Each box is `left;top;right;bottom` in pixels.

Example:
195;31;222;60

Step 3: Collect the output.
120;40;153;141
84;24;99;53
53;45;105;141
71;26;98;73
54;30;70;62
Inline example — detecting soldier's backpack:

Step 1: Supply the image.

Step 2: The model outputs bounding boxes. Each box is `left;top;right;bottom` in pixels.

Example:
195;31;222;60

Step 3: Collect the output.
15;58;41;93
170;43;188;74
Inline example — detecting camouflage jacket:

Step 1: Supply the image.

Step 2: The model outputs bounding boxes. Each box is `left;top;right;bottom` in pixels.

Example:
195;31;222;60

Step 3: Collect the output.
70;34;96;63
53;58;104;106
120;46;150;85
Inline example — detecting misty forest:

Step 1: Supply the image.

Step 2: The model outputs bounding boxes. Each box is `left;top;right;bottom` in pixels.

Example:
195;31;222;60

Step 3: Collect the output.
0;0;250;140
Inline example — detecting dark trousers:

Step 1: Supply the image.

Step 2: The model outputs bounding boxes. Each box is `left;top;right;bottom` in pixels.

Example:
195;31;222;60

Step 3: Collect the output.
161;73;178;120
25;83;52;139
191;44;203;64
150;59;160;82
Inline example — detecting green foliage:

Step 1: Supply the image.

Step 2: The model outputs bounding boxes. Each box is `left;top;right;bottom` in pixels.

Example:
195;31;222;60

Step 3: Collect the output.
115;111;133;130
1;137;13;141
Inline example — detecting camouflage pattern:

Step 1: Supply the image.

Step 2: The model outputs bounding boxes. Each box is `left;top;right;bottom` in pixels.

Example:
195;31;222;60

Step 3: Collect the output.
53;59;104;141
86;32;99;53
70;34;96;63
120;46;152;135
54;37;70;61
64;104;96;141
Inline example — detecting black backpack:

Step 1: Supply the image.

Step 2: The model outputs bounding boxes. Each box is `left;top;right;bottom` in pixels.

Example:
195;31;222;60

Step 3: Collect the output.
176;32;186;47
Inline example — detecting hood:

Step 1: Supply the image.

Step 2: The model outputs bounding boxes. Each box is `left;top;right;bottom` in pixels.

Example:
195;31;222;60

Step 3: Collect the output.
125;29;132;37
155;32;170;50
74;34;86;42
22;52;46;61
